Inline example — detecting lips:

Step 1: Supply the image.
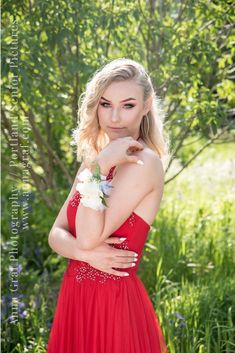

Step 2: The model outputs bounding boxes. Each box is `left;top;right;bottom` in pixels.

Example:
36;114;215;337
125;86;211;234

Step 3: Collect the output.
108;127;124;130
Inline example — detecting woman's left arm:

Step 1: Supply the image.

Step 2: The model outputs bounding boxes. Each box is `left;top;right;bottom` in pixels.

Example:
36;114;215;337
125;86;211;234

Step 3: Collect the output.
75;153;164;250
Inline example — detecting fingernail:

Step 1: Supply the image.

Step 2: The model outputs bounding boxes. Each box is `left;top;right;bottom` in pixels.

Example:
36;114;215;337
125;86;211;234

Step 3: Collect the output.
119;238;126;241
134;253;138;257
137;160;144;165
131;263;136;267
124;273;129;276
133;258;138;262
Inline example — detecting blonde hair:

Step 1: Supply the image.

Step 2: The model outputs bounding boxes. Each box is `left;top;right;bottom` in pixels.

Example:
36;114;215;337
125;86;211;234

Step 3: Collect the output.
71;58;170;170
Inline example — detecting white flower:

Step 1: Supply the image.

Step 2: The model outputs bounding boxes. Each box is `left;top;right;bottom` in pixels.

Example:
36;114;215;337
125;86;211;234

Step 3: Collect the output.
77;168;93;182
81;196;106;211
75;167;108;211
76;179;101;197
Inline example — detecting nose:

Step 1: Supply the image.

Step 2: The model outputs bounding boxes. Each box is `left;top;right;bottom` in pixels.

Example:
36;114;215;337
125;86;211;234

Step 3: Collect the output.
111;108;121;122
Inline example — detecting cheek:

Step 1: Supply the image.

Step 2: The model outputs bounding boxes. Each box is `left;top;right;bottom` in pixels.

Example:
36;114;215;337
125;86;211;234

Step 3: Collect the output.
97;106;109;120
124;109;142;124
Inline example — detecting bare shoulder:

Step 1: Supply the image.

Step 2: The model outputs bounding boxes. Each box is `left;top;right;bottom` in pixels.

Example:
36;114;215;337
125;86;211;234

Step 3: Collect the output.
114;147;164;192
138;147;164;188
141;147;164;177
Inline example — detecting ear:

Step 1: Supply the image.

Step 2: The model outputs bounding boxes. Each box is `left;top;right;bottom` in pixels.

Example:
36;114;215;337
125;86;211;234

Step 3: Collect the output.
143;95;153;115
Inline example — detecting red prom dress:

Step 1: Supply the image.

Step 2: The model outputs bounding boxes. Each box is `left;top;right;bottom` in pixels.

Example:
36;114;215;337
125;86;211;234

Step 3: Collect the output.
46;166;168;353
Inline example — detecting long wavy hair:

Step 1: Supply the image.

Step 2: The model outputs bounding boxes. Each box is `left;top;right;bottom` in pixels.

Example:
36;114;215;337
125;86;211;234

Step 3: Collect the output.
71;58;170;170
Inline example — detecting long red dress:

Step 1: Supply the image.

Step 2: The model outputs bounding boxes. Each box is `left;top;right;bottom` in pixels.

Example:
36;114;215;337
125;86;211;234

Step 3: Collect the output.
46;166;168;353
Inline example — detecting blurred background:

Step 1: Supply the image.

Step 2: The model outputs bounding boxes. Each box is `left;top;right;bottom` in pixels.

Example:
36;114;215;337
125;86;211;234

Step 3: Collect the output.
1;0;234;352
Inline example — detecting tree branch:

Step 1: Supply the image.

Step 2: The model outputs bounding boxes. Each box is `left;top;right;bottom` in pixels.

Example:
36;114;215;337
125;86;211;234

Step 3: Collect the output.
165;120;234;184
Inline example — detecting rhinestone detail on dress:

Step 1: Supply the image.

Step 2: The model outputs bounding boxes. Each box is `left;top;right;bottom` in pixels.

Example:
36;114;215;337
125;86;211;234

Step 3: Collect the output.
110;239;129;250
128;213;135;227
73;262;123;284
106;166;116;181
70;238;131;284
70;191;81;207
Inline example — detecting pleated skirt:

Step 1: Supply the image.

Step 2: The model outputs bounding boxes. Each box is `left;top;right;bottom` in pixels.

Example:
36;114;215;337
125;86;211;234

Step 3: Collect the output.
46;272;168;353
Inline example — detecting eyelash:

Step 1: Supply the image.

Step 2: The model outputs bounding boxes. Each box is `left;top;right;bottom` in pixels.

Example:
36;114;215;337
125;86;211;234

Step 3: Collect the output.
100;102;135;109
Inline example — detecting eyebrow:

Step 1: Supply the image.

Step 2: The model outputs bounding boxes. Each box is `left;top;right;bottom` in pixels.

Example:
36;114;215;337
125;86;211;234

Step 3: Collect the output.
100;96;137;103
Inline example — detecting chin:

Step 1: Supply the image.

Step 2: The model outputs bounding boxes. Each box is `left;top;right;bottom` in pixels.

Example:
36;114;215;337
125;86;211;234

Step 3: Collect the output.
106;131;125;140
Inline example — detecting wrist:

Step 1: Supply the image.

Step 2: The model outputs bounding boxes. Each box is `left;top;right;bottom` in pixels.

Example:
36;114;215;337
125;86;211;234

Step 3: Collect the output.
95;156;110;176
76;159;110;211
74;245;88;262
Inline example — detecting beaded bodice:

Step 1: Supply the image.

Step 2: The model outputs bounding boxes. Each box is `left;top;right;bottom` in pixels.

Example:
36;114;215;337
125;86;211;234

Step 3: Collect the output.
65;165;151;284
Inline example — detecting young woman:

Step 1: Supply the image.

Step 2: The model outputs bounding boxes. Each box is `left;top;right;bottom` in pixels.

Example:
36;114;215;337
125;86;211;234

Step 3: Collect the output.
47;58;169;353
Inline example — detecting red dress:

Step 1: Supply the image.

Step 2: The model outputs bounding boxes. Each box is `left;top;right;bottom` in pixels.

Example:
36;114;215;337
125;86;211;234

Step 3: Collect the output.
46;166;168;353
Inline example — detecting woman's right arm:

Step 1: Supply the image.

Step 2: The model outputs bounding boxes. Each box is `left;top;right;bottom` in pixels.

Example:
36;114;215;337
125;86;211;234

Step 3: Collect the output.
48;162;86;260
48;226;87;261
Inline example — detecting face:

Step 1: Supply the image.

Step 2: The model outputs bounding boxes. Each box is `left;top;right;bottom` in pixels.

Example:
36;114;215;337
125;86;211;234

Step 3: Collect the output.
97;80;152;141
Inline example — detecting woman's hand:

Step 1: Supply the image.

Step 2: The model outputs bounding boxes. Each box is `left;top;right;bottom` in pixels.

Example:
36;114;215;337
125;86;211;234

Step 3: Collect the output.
96;136;144;175
84;237;138;277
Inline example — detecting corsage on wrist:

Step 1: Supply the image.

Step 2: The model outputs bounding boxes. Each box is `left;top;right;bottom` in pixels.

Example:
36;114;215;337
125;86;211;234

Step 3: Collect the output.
76;163;113;211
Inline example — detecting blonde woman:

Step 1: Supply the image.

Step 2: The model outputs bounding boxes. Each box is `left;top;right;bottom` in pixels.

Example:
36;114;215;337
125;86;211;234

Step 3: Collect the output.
47;58;169;353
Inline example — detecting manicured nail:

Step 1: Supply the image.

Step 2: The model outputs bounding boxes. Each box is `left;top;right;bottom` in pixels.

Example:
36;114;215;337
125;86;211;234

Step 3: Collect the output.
137;160;144;165
131;263;136;267
119;237;126;241
134;253;138;257
124;273;129;276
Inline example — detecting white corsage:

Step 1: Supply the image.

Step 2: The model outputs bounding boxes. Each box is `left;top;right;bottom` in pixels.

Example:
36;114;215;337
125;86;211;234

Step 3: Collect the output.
76;164;113;211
